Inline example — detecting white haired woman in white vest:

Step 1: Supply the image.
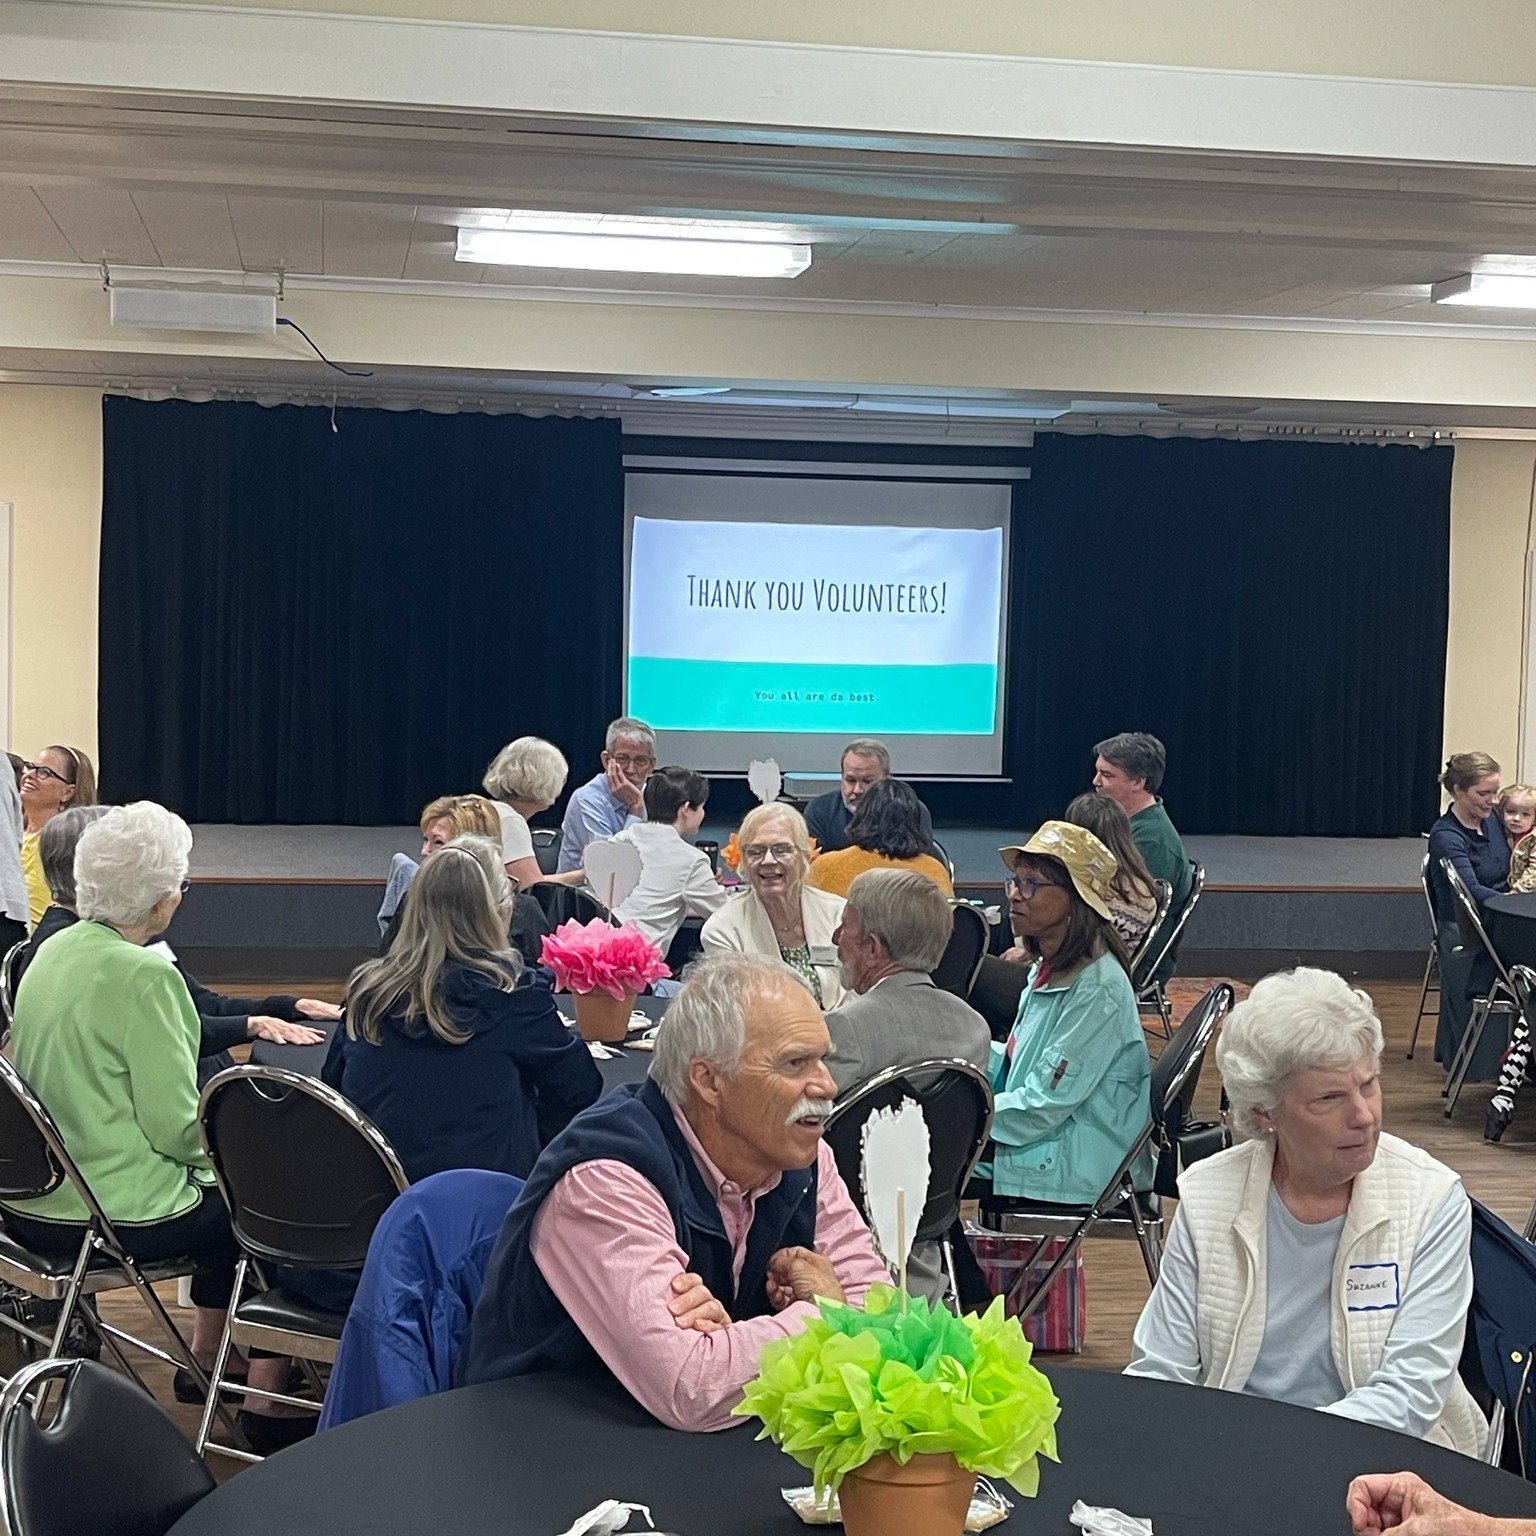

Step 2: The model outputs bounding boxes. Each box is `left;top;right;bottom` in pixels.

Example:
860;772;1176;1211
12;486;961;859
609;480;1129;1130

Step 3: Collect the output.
1126;968;1486;1454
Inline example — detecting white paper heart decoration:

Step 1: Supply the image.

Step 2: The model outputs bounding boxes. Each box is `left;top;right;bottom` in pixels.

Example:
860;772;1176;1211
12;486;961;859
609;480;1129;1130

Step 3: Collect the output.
747;758;782;806
860;1097;931;1294
582;838;644;914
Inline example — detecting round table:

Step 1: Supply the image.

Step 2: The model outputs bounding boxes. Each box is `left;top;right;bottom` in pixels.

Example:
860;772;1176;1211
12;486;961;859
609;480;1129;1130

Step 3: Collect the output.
1484;891;1536;972
168;1368;1536;1536
250;995;667;1092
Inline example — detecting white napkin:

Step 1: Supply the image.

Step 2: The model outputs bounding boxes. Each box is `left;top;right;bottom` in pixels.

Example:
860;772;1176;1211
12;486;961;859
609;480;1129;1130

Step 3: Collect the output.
1070;1501;1153;1536
556;1501;655;1536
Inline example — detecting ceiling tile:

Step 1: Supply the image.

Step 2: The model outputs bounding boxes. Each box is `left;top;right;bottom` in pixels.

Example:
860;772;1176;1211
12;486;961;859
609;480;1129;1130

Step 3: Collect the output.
130;190;242;271
226;196;323;275
31;186;159;264
0;188;80;262
322;200;416;278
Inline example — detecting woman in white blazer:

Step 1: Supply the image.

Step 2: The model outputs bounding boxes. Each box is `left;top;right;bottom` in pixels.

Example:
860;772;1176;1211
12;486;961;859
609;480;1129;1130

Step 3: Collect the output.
1126;967;1485;1456
701;804;845;1010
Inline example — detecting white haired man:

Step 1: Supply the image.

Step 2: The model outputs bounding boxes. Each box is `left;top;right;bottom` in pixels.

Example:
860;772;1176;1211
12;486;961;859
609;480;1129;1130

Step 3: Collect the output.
1126;967;1485;1454
557;717;657;874
458;953;887;1428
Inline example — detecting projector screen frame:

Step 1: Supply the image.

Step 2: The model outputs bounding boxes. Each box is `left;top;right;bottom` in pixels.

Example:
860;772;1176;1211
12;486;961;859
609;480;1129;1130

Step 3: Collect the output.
621;459;1023;781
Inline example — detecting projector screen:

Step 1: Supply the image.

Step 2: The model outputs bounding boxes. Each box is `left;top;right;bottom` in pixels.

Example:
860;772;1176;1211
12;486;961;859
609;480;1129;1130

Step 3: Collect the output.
624;470;1013;777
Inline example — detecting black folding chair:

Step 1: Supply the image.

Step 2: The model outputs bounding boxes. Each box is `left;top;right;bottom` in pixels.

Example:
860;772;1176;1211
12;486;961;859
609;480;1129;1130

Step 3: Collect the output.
529;883;611;928
0;1053;217;1403
0;941;24;1035
824;1060;992;1303
1406;851;1441;1060
967;982;1234;1324
1129;881;1173;992
1136;862;1205;1038
1443;858;1519;1118
930;837;956;882
0;1357;213;1536
1462;1198;1536;1475
195;1066;408;1462
531;828;562;876
930;902;989;999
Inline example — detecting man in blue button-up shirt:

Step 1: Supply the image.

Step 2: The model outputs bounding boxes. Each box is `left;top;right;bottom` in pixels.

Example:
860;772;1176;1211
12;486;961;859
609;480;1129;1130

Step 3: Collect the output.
557;717;656;873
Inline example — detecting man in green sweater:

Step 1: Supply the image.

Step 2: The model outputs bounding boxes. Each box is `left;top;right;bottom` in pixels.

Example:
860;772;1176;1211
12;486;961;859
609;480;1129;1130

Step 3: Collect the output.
1093;732;1193;984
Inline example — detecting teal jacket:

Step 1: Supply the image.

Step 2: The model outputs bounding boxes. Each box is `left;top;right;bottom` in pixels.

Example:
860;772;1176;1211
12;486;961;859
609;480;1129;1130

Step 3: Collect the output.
986;951;1155;1204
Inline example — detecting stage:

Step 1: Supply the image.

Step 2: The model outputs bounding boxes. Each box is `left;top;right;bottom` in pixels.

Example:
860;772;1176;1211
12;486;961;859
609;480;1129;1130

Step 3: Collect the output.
167;822;1430;984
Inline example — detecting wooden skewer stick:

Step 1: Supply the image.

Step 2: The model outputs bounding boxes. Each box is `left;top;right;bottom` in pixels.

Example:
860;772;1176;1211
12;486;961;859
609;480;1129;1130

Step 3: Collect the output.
897;1187;908;1308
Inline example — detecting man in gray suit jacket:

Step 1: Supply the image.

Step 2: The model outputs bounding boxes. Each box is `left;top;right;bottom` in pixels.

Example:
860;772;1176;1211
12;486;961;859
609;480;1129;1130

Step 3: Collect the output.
825;868;991;1095
826;869;991;1304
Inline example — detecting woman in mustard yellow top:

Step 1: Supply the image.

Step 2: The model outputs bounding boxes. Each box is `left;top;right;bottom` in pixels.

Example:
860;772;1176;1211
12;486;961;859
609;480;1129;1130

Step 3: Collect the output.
20;745;95;924
807;779;953;899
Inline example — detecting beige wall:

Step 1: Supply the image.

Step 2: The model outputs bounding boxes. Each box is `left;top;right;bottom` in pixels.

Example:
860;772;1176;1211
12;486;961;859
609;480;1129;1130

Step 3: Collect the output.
137;0;1536;86
0;386;102;762
1443;440;1536;777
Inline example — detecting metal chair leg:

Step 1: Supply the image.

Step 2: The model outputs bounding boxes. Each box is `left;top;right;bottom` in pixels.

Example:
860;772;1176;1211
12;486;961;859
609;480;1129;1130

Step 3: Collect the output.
1407;945;1438;1060
941;1238;958;1311
1486;1400;1507;1467
1443;995;1488;1100
196;1256;247;1459
1010;1227;1091;1326
1127;1203;1163;1285
1446;997;1512;1118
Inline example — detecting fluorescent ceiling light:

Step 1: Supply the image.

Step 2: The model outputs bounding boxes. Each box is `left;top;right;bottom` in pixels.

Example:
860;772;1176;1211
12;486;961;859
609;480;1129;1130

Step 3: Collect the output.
456;225;810;279
1430;273;1536;308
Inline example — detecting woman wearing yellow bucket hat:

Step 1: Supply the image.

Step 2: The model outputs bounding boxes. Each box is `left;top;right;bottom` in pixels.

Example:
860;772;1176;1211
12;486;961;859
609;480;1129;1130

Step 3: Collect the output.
975;820;1155;1209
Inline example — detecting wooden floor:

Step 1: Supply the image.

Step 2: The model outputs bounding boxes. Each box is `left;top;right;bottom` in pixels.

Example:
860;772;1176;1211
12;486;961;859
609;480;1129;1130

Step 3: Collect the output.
78;977;1536;1476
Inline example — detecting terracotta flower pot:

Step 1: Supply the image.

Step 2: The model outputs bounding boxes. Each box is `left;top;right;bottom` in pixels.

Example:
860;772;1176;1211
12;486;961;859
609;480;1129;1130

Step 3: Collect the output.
837;1452;977;1536
571;988;636;1043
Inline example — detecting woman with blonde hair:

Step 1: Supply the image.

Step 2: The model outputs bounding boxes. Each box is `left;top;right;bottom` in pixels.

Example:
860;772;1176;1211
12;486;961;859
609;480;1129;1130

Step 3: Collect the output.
382;794;551;963
701;803;845;1008
325;835;599;1183
20;745;96;923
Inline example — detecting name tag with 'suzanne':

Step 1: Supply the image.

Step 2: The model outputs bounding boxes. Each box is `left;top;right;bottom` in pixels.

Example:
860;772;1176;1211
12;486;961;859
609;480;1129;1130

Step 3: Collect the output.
1346;1262;1401;1311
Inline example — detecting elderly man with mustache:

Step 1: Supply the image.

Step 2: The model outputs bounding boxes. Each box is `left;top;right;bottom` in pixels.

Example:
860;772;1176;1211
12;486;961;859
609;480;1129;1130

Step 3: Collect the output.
458;953;888;1429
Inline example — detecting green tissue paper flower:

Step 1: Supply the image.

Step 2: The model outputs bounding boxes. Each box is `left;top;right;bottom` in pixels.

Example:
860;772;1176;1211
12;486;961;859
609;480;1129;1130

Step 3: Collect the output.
735;1284;1060;1497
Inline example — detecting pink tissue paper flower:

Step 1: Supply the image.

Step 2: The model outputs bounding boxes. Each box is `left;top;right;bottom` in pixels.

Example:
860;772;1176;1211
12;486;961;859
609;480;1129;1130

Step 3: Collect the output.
541;918;671;999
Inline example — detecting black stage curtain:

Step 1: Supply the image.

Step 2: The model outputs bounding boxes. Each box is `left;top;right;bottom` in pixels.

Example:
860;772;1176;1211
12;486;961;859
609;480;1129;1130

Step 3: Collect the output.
998;434;1451;837
99;397;625;823
101;406;1449;835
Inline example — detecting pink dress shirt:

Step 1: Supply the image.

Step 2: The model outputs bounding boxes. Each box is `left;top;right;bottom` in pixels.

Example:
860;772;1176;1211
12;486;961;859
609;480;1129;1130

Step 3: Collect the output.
528;1106;888;1432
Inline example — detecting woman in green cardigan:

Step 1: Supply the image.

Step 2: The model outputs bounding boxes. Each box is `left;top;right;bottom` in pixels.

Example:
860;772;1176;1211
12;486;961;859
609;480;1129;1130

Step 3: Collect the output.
2;801;308;1453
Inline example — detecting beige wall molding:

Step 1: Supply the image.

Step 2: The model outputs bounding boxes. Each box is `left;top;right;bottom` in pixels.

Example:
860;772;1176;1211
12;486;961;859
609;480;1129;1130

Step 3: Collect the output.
7;1;1536;166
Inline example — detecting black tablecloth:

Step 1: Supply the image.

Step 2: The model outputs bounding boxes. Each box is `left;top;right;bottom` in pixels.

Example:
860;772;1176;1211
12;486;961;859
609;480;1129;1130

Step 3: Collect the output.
250;995;668;1092
1484;891;1536;972
168;1367;1536;1536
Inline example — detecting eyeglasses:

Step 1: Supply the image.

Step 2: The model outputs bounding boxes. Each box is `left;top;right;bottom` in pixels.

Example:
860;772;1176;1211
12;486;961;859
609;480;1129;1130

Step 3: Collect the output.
742;842;797;863
22;762;73;785
179;880;192;895
608;754;655;772
1007;874;1057;899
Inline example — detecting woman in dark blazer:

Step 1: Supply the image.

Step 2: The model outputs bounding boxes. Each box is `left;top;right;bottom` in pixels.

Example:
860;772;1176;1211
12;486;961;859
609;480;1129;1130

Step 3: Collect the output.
1427;751;1509;1085
325;835;599;1184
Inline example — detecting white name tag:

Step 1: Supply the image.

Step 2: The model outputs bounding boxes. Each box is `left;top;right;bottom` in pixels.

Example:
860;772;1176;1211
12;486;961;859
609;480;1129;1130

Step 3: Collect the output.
1346;1262;1401;1312
810;946;838;967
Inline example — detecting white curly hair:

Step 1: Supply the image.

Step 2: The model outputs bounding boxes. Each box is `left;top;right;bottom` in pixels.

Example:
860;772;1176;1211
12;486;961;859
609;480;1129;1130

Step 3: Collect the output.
74;801;192;929
1216;967;1384;1138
